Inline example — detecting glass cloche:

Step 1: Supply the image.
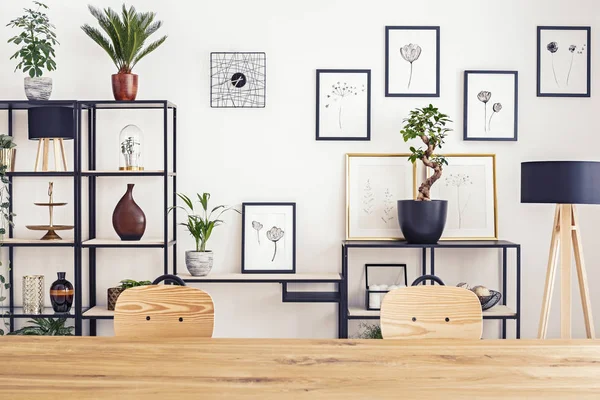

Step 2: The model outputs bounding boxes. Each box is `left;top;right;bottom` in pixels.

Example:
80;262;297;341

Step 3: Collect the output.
119;124;143;171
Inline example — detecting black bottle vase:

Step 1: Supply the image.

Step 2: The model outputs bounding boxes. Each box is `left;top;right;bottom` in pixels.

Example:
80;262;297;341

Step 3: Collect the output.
50;272;74;313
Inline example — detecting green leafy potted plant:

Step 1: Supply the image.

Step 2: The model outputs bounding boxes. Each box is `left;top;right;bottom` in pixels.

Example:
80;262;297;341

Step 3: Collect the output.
7;317;73;335
107;278;151;311
398;104;452;244
170;193;239;276
81;4;167;101
7;1;58;100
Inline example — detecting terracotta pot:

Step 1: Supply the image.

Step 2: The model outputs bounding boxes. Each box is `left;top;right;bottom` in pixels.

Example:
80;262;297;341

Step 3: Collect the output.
111;73;138;101
112;183;146;241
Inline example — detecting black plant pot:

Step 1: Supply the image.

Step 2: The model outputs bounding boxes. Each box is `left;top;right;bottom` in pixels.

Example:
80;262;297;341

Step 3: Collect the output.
397;200;448;244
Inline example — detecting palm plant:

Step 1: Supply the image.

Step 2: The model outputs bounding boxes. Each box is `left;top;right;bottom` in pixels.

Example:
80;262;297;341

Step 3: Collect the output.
8;317;73;336
81;4;167;74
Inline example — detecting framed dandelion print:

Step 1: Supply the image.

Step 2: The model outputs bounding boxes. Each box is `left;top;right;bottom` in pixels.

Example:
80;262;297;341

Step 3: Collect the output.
428;154;498;240
316;69;371;141
346;154;416;240
537;26;591;97
242;202;296;274
211;52;266;107
385;26;440;97
464;70;518;141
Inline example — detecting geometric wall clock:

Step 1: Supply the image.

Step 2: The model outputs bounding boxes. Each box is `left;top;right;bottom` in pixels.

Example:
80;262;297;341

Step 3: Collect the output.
210;52;266;108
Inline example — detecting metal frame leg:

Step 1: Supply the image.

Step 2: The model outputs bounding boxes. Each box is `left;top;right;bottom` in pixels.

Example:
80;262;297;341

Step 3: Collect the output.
516;246;521;339
339;244;348;338
502;247;507;339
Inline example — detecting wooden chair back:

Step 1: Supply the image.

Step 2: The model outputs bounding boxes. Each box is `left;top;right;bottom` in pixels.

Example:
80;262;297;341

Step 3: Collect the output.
380;286;482;339
114;285;214;338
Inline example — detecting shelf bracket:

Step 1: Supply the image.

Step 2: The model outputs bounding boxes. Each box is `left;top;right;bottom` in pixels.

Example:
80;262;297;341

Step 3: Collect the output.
280;282;340;303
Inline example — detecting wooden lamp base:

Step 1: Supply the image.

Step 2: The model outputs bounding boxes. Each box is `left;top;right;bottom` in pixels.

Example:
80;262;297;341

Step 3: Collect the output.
538;204;595;339
34;138;68;172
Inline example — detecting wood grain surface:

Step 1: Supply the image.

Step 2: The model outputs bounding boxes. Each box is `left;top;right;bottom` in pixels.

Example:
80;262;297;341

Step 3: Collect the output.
381;286;483;339
1;338;599;399
114;285;214;338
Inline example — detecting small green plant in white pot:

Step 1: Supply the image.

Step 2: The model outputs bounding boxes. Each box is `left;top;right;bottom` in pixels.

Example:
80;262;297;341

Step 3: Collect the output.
170;193;238;276
7;1;58;100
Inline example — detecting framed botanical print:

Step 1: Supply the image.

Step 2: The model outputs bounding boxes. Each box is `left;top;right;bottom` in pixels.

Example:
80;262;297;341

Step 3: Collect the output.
346;154;416;240
428;154;498;240
464;70;518;141
385;26;440;97
316;69;371;140
242;203;296;273
537;26;591;97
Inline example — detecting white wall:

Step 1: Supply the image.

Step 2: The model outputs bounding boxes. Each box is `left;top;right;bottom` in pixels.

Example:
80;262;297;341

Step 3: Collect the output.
0;0;599;339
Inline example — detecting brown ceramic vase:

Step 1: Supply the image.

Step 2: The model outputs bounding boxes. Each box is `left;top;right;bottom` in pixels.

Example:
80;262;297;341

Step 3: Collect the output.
112;183;146;241
111;73;138;101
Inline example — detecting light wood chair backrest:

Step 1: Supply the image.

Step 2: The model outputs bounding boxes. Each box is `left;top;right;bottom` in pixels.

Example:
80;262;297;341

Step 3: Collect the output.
380;286;482;339
114;285;215;338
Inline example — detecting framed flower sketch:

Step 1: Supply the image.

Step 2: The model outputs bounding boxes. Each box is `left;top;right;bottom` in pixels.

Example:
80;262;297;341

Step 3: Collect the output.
428;154;498;240
242;203;296;274
385;26;440;97
316;69;371;141
537;26;591;97
210;52;266;108
464;71;518;141
346;154;416;240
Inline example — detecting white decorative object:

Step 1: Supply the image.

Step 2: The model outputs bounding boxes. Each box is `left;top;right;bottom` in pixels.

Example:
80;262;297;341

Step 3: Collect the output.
23;275;44;314
368;285;382;309
185;250;213;276
24;77;52;100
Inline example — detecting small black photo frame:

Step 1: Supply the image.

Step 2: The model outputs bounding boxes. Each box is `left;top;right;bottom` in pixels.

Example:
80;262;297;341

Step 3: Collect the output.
241;202;296;274
365;263;407;311
537;26;591;97
316;69;371;141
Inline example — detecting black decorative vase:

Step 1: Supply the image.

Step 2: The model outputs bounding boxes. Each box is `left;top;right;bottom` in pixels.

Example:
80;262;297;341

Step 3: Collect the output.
397;200;448;244
49;272;74;313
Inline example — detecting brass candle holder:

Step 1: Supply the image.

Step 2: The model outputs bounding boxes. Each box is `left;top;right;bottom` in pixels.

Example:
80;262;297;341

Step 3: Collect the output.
26;182;74;240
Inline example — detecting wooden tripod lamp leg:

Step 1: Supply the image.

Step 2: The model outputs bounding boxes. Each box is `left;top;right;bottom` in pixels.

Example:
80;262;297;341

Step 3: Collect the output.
59;138;68;171
559;204;573;339
571;206;595;339
42;138;50;172
53;139;59;171
34;139;42;172
538;205;560;339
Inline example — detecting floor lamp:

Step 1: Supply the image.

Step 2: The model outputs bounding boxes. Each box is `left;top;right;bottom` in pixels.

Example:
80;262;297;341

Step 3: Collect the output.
28;107;74;172
521;161;597;339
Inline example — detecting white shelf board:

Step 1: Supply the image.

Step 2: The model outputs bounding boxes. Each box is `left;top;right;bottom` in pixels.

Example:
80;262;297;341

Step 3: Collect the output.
82;238;174;246
0;238;74;244
178;272;343;282
83;306;114;318
348;305;516;318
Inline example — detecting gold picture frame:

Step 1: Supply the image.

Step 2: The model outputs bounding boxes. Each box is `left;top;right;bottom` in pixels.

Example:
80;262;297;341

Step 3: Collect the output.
425;153;498;240
346;153;417;240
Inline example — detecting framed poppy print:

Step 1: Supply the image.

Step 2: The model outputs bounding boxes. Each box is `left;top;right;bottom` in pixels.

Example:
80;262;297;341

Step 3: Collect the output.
385;26;440;97
537;26;591;97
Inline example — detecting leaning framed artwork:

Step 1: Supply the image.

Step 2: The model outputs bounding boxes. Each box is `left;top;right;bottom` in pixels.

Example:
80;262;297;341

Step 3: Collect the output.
428;154;498;240
242;202;296;274
210;52;266;108
537;26;591;97
346;154;416;240
385;26;440;97
316;69;371;141
464;70;518;141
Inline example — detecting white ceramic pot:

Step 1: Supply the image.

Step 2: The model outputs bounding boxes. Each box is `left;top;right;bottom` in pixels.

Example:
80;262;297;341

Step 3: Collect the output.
185;250;213;276
24;77;52;100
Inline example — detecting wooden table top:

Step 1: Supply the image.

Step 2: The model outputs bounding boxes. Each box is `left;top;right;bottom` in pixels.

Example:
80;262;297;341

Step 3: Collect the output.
1;337;600;399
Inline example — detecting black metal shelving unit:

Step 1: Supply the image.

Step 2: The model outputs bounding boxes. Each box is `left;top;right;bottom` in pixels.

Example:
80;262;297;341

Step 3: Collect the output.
78;100;177;336
341;240;522;339
0;100;81;333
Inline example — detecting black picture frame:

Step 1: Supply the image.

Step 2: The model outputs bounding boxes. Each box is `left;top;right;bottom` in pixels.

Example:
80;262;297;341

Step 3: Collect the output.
210;51;267;108
241;202;296;274
364;263;408;311
385;26;440;97
463;70;519;141
315;69;371;141
537;26;591;97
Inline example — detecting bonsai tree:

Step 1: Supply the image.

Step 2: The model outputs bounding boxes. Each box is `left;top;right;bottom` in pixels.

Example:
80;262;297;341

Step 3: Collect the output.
81;4;167;75
7;1;58;78
400;104;452;201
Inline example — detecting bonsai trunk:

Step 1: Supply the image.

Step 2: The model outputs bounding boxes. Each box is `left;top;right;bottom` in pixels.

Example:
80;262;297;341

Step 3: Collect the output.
416;135;443;201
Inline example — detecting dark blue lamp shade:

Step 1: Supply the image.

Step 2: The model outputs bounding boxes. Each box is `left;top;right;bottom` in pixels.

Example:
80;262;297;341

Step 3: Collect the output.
27;107;74;140
521;161;600;204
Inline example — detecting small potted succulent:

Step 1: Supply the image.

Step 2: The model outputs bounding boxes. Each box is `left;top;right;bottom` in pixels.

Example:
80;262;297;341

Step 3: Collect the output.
7;1;58;100
398;104;453;244
107;279;151;311
81;4;167;101
170;193;239;276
